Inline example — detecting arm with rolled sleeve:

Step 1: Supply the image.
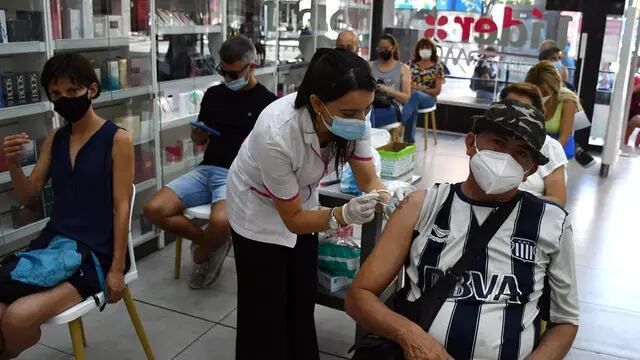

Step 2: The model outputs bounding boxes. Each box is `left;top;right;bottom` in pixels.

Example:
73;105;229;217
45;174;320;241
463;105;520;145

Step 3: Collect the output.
349;135;390;203
528;215;579;360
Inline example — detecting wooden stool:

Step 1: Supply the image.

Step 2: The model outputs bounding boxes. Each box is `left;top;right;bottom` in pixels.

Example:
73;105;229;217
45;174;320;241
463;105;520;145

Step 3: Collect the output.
418;105;438;150
379;122;404;143
174;204;211;280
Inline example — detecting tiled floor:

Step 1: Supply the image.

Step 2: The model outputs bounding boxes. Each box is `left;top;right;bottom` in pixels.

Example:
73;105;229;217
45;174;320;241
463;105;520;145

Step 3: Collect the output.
19;130;640;359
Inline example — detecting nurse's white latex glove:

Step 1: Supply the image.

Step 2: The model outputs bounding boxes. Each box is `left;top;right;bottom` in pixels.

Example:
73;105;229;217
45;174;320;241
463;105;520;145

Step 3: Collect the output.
383;185;417;218
341;193;379;225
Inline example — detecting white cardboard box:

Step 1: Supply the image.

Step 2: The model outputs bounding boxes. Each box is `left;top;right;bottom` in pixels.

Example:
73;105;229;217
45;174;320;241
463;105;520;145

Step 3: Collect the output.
107;15;122;38
80;0;93;39
318;271;352;293
62;8;82;39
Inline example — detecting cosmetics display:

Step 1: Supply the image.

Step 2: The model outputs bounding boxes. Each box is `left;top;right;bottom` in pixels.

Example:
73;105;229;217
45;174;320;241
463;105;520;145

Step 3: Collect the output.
1;72;42;108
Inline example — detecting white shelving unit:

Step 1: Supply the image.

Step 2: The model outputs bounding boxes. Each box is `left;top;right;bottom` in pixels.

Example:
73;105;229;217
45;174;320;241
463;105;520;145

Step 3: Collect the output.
0;42;47;55
135;178;157;193
1;218;48;246
161;113;198;130
53;37;131;51
159;75;224;92
0;165;35;185
0;103;52;121
94;86;154;105
157;24;223;36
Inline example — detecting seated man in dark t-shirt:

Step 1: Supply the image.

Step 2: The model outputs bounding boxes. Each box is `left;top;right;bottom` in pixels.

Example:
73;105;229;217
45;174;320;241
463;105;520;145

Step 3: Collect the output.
145;36;277;289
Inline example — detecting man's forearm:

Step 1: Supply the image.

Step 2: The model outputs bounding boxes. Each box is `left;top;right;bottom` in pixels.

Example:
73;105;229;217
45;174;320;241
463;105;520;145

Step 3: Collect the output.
345;288;421;345
528;323;578;360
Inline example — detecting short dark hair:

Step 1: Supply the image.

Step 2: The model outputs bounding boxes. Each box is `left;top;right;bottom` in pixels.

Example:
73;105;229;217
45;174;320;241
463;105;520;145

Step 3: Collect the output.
538;46;561;61
499;82;544;113
412;37;439;63
219;35;256;65
295;48;375;177
41;52;101;100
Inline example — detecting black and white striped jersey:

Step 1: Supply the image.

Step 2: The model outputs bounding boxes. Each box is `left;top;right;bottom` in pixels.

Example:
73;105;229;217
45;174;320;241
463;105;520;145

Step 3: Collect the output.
404;183;579;360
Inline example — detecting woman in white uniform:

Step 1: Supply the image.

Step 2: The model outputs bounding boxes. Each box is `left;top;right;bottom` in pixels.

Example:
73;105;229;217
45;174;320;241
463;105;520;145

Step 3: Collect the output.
226;48;391;360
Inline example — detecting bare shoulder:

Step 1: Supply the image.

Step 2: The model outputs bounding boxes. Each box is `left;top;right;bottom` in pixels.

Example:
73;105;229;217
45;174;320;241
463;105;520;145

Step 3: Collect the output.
113;128;133;147
395;189;427;217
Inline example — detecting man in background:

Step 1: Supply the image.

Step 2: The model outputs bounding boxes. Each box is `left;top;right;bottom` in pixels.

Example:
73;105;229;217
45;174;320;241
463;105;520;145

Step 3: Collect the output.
336;30;359;54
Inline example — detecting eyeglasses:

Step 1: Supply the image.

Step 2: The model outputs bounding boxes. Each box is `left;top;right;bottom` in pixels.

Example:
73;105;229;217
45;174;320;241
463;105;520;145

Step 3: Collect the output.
215;63;250;80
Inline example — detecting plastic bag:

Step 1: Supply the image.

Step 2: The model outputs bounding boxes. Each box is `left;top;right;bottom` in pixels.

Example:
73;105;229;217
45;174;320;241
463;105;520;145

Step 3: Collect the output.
318;226;361;279
340;148;382;195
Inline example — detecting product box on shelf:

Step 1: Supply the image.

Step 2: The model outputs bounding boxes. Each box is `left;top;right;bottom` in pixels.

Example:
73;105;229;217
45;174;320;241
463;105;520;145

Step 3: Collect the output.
6;19;29;42
50;0;62;39
103;60;120;91
134;146;155;183
107;15;122;37
0;76;5;109
129;58;143;87
0;10;9;43
62;8;82;39
164;143;183;165
80;0;93;39
93;15;107;38
16;11;45;41
2;73;16;107
118;58;128;89
26;72;41;103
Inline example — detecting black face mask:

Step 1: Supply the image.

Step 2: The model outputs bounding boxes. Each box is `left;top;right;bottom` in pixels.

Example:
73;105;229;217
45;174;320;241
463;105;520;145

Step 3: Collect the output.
53;93;91;123
379;51;392;61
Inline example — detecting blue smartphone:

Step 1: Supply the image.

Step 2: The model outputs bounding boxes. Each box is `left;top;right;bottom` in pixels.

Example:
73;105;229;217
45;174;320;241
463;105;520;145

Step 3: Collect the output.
190;122;221;137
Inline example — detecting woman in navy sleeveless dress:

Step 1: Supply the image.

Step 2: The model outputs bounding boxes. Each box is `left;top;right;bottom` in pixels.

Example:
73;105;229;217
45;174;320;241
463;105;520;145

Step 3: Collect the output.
0;53;134;359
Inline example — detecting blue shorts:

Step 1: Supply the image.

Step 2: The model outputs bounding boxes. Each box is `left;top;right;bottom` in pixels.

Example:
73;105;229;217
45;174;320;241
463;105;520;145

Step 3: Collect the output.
166;165;229;208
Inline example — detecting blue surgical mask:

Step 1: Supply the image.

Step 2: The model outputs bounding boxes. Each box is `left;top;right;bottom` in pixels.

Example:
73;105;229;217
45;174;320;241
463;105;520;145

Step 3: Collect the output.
225;74;249;91
321;103;370;140
552;60;564;72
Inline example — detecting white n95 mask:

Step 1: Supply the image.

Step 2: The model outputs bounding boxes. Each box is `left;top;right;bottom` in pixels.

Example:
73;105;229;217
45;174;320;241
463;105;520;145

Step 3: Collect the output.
470;140;525;195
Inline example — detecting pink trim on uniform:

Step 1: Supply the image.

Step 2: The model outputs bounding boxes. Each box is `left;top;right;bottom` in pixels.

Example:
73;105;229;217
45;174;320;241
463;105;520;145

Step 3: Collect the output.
310;145;329;176
350;154;373;161
262;183;299;202
250;186;273;199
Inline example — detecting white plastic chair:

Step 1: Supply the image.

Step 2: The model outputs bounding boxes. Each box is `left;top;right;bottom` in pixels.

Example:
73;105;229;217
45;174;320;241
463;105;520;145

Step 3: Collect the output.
174;204;211;279
418;104;438;150
44;184;155;360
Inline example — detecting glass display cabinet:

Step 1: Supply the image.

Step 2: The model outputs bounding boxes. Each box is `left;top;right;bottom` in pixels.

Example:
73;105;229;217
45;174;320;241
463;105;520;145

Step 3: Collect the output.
0;0;52;252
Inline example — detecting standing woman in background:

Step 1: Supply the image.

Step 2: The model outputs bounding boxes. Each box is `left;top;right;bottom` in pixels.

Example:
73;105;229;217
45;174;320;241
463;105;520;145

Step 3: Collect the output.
526;60;580;159
226;48;391;360
401;37;444;144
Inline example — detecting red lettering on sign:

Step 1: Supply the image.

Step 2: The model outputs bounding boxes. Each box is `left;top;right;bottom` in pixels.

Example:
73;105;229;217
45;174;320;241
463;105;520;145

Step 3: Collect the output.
502;7;523;29
454;16;475;42
474;18;498;34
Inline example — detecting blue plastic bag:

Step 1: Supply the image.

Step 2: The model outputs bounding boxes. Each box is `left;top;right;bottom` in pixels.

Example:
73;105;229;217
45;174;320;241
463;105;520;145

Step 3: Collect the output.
340;149;382;195
11;235;82;287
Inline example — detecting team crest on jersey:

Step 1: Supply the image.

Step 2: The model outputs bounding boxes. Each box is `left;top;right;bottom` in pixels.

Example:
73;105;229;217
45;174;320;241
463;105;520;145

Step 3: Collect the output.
428;225;450;243
511;237;536;263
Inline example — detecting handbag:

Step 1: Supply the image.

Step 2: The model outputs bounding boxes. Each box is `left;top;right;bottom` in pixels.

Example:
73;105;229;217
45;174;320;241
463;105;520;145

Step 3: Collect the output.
350;195;519;360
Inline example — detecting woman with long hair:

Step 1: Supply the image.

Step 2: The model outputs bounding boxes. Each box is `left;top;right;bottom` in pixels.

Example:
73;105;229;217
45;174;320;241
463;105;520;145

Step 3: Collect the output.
369;34;411;128
526;60;581;159
401;37;444;143
225;48;391;360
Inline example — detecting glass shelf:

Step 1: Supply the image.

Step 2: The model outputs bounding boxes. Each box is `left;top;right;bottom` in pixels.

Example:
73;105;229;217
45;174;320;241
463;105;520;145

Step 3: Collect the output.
0;42;46;55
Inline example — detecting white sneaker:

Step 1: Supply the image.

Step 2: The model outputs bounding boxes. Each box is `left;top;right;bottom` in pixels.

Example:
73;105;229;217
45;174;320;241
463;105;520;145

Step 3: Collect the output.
205;239;231;285
189;243;211;290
